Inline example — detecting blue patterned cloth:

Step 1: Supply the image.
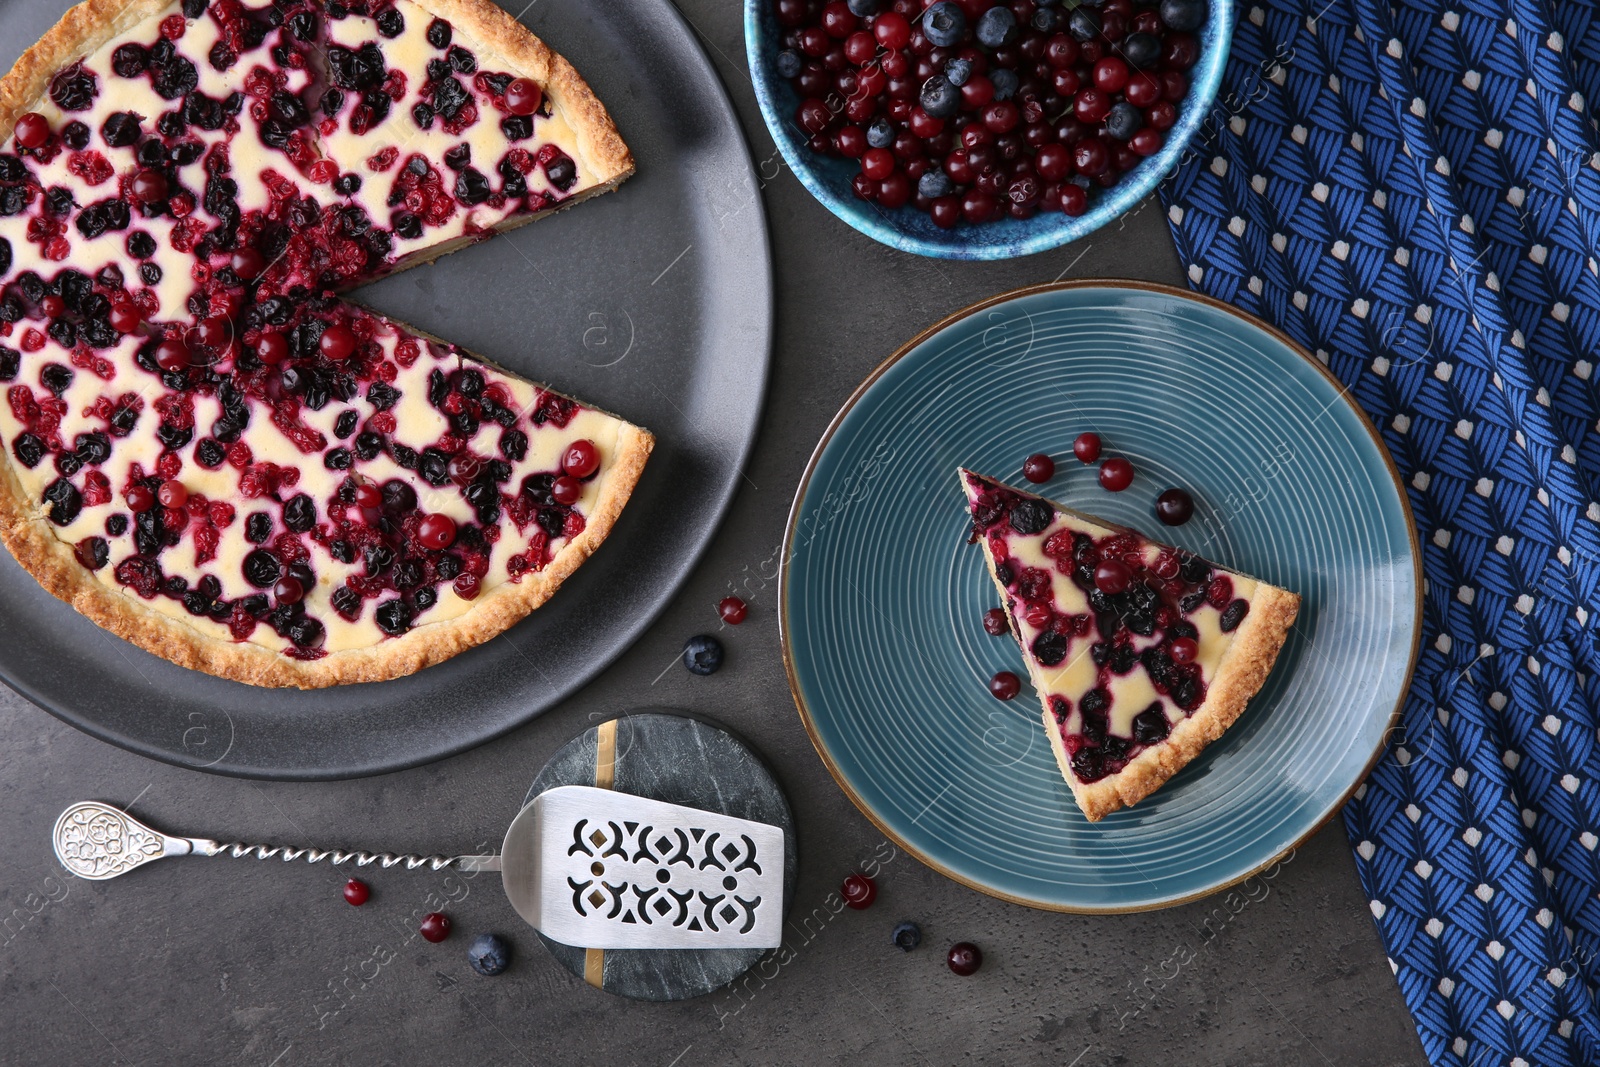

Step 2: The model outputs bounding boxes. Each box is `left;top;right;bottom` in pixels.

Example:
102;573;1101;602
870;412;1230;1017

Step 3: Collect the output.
1161;2;1600;1064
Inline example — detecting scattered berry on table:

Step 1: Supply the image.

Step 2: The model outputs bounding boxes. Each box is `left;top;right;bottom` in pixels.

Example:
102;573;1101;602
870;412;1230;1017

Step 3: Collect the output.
1098;457;1134;492
1155;487;1194;526
989;670;1021;700
467;933;512;975
982;607;1008;636
947;941;983;976
420;912;451;943
683;634;724;675
718;596;748;625
891;920;922;951
342;878;370;906
1022;453;1055;483
1073;432;1102;464
841;872;877;910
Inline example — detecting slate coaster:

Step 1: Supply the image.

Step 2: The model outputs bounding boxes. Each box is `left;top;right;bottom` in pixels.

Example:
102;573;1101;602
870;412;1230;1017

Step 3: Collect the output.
524;712;797;1000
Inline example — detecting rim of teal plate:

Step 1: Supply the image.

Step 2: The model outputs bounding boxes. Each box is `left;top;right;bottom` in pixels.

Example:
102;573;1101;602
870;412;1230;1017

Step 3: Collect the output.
779;279;1424;913
743;0;1236;260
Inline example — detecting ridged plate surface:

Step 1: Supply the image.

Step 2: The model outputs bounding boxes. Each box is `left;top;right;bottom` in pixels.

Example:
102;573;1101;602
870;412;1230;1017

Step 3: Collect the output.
782;281;1419;911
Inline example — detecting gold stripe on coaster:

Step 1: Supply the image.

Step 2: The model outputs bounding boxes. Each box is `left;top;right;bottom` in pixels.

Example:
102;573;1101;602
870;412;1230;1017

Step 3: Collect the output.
583;718;617;988
595;719;617;791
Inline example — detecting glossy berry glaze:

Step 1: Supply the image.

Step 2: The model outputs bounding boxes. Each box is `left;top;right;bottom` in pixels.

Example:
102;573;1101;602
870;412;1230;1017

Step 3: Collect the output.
961;470;1255;785
773;0;1205;227
0;0;625;665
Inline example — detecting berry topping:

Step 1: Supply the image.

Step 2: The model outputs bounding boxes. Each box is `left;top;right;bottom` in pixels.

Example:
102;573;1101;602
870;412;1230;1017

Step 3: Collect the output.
718;595;748;625
125;484;155;512
550;474;582;505
1169;637;1199;664
947;942;982;976
417;513;457;550
342;878;370;906
891;920;921;951
683;633;723;675
504;78;542;116
318;324;356;360
841;872;876;909
1072;432;1101;464
156;479;187;508
257;332;288;364
1156;487;1194;526
131;170;168;203
562;438;599;477
1094;559;1132;594
989;670;1021;700
419;911;451;943
467;933;511;976
1098;457;1133;492
1022;453;1055;483
154;338;192;371
13;112;50;149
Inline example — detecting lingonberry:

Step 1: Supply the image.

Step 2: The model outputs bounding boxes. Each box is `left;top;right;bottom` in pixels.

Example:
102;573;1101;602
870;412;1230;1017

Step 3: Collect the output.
947;942;982;975
982;607;1008;635
343;878;370;906
841;872;877;909
989;670;1021;700
718;595;748;625
1098;457;1133;491
1022;452;1054;483
1072;432;1101;463
1155;487;1193;525
420;912;451;942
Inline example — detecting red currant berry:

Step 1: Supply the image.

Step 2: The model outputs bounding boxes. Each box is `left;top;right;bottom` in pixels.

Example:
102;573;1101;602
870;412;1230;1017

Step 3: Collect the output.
13;112;50;149
873;11;911;49
718;595;748;625
194;316;230;348
841;873;877;909
1093;56;1129;93
1156;487;1194;526
319;324;356;360
157;479;188;508
154;338;192;371
230;247;265;280
844;30;876;65
930;195;961;228
1059;183;1088;215
1169;636;1199;665
1073;137;1109;176
40;295;64;318
1022;453;1055;483
419;912;451;943
551;475;582;505
131;169;169;203
1094;559;1132;594
989;671;1021;700
1072;432;1101;463
1035;143;1072;181
822;1;856;37
353;482;382;509
504;77;542;115
274;576;304;604
256;331;288;364
982;607;1009;636
562;439;600;478
861;146;895;180
417;513;457;550
125;484;155;513
108;303;142;333
947;942;982;975
878;171;913;208
342;878;370;906
1124;72;1161;107
1098;457;1134;491
1074;88;1111;123
1129;127;1164;156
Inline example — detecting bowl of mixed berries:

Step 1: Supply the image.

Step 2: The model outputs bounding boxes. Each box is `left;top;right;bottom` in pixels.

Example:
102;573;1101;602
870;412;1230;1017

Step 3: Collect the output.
745;0;1231;258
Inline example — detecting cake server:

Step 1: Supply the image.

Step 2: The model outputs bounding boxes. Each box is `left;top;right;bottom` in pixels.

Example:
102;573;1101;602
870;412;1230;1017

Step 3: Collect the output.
52;786;784;950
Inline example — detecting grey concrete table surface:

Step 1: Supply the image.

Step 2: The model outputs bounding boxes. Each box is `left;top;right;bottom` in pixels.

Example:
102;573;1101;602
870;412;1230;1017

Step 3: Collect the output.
0;0;1430;1064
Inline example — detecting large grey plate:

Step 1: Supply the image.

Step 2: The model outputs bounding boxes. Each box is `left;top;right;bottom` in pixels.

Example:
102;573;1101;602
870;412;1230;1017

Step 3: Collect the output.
0;0;772;779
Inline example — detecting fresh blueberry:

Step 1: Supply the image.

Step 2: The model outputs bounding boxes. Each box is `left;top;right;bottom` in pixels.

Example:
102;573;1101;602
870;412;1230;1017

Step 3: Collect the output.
990;68;1019;100
846;0;881;15
1068;7;1101;40
943;56;973;87
775;49;802;79
920;75;961;118
918;169;954;198
467;933;511;976
974;5;1018;47
865;117;896;148
1105;101;1144;140
1160;0;1207;32
683;634;724;675
1120;31;1161;68
1031;7;1060;32
891;921;922;952
922;1;966;47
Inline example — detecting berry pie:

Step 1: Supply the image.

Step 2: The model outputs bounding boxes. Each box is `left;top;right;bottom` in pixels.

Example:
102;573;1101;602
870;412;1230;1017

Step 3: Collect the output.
0;0;648;687
961;470;1299;821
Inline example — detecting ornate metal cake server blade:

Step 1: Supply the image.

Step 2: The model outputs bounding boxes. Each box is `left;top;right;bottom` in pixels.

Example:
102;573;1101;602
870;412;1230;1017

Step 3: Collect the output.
53;786;784;951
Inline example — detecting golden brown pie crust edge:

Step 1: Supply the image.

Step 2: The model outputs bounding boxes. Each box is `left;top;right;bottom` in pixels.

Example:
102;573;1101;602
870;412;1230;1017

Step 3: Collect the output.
0;0;646;687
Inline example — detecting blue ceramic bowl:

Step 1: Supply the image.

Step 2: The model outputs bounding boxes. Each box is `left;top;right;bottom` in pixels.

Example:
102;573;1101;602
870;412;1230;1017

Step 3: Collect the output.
745;1;1235;259
781;282;1421;910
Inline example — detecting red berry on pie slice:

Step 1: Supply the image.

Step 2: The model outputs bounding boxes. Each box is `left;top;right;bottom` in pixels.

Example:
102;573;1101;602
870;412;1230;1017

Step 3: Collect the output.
0;0;648;687
959;470;1300;821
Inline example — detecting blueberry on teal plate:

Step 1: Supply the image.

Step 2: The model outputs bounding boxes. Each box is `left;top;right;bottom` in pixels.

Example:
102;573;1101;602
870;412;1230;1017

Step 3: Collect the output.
468;933;511;976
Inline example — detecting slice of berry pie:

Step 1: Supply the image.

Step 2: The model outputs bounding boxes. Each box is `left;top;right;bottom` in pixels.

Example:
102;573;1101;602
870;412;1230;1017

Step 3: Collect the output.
960;470;1300;821
0;0;648;687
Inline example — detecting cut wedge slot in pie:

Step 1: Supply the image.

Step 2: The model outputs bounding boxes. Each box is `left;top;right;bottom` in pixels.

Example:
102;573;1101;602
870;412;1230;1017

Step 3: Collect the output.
0;0;647;687
960;470;1300;821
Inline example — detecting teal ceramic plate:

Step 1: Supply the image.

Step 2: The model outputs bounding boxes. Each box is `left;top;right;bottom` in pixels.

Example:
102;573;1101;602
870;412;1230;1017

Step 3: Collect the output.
781;281;1420;912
